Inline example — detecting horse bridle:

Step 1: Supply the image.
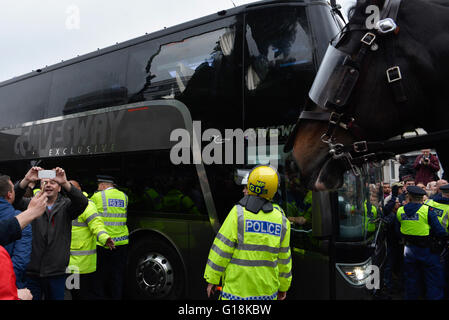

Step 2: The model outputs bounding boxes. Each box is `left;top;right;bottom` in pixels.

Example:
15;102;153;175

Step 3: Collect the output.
297;0;405;175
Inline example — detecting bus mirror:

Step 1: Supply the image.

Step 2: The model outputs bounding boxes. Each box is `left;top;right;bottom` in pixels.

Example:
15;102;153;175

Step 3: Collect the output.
312;191;333;238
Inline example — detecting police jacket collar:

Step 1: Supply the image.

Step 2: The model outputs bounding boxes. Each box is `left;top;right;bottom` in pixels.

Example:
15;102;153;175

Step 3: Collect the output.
403;203;423;216
431;194;449;205
238;195;273;214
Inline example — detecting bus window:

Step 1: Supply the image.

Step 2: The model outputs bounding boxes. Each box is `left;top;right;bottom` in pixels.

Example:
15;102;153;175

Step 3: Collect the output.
282;154;312;231
127;17;244;131
244;5;315;129
21;149;207;216
129;28;235;101
278;151;318;251
0;73;51;129
337;164;383;241
241;137;317;250
47;49;129;117
122;151;206;215
205;164;244;223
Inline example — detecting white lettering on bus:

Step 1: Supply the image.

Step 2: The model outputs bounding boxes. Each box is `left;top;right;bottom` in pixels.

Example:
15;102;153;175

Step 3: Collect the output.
14;110;124;158
170;121;279;167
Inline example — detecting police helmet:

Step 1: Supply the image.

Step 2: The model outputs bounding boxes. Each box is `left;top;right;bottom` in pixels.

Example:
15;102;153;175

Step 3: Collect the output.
247;165;279;201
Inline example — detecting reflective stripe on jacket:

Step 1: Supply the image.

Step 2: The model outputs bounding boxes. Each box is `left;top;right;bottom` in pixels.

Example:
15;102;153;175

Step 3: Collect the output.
69;199;110;274
90;188;129;246
425;199;449;230
204;203;292;300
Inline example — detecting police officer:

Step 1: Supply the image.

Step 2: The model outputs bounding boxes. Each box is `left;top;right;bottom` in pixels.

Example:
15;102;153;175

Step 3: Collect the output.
68;180;115;300
425;184;449;230
90;175;128;300
204;165;292;300
425;183;449;298
364;199;378;233
396;185;447;300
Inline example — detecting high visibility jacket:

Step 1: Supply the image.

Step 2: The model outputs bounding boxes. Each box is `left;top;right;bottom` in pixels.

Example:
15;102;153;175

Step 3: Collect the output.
161;189;199;214
364;201;378;233
204;203;292;300
69;198;110;274
286;190;312;222
90;187;129;246
143;187;162;211
396;205;430;236
425;199;449;230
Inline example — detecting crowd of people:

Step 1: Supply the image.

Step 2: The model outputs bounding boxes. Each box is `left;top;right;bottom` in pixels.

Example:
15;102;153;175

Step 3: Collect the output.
0;167;128;300
380;150;449;300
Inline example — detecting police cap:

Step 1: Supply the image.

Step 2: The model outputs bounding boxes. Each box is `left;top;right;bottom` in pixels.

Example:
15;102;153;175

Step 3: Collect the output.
406;185;426;196
97;175;115;184
439;184;449;192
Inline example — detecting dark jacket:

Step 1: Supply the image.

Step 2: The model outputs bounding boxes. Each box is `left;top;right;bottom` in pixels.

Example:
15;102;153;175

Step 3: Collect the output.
0;217;21;247
0;198;32;288
13;182;88;278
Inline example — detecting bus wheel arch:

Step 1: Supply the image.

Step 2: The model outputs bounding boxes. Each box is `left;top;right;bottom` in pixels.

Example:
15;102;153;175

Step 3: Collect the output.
126;229;186;300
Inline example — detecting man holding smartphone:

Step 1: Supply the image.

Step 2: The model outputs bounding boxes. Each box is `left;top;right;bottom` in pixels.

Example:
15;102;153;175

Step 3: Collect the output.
13;166;88;300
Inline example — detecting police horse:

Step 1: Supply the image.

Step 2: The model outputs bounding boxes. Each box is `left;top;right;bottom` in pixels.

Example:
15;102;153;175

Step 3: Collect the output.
285;0;449;190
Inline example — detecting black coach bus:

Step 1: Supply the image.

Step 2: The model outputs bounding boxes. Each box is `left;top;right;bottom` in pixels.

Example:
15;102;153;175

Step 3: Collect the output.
0;0;386;299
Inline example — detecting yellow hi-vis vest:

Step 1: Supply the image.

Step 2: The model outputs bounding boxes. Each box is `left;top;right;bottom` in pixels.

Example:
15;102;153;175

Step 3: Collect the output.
69;199;110;274
396;205;430;236
91;187;129;246
204;203;292;300
425;199;449;230
364;201;378;233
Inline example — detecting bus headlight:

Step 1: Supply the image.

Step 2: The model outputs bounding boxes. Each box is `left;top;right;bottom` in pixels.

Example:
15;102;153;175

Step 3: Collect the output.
336;259;373;286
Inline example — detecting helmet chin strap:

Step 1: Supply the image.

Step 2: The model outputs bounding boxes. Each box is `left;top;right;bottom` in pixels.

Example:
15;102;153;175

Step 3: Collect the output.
238;195;273;214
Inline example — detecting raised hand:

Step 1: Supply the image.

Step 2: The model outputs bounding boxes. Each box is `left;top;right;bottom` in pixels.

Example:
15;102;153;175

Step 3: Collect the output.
52;167;71;191
53;167;68;185
20;167;43;189
27;190;48;215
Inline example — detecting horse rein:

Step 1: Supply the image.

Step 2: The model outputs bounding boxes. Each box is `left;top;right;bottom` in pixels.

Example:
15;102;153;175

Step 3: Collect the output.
297;0;406;176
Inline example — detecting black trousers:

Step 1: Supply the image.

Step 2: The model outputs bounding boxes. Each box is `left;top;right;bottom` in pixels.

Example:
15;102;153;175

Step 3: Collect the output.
94;245;128;300
70;272;97;300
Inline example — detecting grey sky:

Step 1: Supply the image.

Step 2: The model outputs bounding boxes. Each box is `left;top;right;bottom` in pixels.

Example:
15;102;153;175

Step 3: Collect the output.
0;0;354;82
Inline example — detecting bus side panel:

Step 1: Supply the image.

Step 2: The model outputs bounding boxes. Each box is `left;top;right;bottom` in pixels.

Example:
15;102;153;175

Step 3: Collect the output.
289;250;330;299
127;215;215;299
187;220;216;299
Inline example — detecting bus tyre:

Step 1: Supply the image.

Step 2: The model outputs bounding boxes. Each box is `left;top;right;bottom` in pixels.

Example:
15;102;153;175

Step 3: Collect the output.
126;237;185;300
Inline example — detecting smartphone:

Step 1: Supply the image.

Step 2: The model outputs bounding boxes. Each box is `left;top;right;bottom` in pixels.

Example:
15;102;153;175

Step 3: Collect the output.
38;170;56;179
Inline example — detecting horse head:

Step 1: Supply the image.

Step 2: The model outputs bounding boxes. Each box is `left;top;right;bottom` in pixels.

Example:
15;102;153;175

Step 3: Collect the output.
288;0;449;191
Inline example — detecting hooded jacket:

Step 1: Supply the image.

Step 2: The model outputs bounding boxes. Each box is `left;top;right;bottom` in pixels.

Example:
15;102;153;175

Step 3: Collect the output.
13;182;88;277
